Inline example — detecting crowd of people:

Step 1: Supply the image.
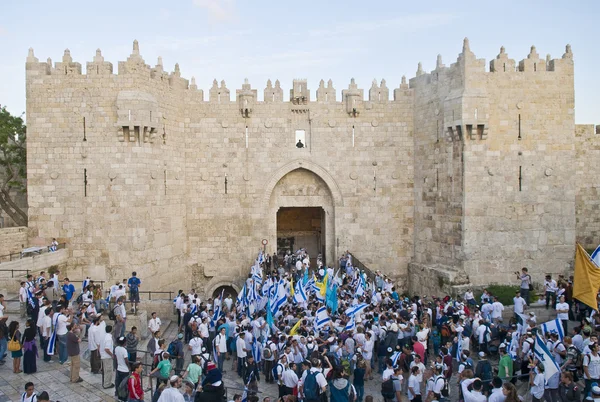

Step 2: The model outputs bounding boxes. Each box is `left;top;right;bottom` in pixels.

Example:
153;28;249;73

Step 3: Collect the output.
0;251;596;402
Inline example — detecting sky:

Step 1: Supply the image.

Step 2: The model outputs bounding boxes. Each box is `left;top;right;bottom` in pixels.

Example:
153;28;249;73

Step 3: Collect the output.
0;0;598;123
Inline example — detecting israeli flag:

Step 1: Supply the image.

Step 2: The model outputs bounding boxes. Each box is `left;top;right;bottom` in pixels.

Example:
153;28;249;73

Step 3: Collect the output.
540;318;565;341
508;333;520;359
534;333;560;381
190;303;197;315
391;351;401;367
26;287;36;308
592;245;600;267
355;275;364;298
455;333;463;360
47;312;61;355
344;317;356;332
315;306;331;329
82;278;90;291
294;280;308;304
345;303;368;318
252;340;262;363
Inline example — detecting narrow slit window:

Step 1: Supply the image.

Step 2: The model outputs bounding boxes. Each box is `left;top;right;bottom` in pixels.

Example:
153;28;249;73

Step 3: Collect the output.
519;166;522;191
245;126;249;149
534;63;537;72
477;125;485;139
518;114;522;140
352;125;355;148
83;117;87;141
128;110;131;121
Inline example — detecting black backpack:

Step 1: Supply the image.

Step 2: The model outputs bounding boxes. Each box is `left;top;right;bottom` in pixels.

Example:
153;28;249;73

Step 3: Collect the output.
381;378;396;399
437;376;449;397
108;305;118;321
76;293;84;305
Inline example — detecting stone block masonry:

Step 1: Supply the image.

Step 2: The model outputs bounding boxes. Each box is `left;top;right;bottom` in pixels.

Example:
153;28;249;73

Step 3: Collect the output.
23;39;598;297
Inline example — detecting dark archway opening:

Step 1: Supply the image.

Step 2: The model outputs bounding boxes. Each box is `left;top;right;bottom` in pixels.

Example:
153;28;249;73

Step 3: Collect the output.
212;285;238;300
276;206;325;267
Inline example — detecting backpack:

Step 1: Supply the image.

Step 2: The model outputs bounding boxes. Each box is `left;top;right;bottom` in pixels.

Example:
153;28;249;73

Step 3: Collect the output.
117;374;132;400
272;363;283;383
480;361;493;381
441;324;451;338
303;371;320;400
108;305;118;321
76;293;84;305
263;342;272;359
436;375;449;397
463;323;472;338
330;381;350;402
381;377;396;399
167;340;178;358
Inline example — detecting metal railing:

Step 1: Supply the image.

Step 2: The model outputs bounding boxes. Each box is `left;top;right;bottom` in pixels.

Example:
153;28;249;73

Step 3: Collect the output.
349;252;377;283
105;290;174;301
0;242;66;263
0;268;33;278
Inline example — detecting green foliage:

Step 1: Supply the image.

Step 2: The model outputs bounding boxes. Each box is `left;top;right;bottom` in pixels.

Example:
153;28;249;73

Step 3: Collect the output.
476;284;539;306
0;105;27;226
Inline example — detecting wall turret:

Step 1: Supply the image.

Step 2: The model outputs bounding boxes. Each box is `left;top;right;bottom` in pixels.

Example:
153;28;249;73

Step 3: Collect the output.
264;79;283;103
342;78;363;116
87;49;113;75
316;79;336;103
369;79;389;102
290;79;309;105
237;78;257;117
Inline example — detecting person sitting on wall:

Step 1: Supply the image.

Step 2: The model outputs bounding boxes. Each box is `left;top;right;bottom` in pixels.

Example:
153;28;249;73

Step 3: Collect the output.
296;139;304;148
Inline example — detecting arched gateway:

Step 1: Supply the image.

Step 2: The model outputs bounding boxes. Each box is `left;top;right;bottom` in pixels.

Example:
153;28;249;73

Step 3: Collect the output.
263;160;343;267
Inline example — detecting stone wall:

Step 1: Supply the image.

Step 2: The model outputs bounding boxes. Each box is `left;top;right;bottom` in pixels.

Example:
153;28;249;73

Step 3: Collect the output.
0;227;28;258
575;125;600;249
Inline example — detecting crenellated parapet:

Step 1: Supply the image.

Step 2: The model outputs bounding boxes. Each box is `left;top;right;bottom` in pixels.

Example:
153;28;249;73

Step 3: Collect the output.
264;79;283;103
209;79;230;103
86;49;113;75
342;78;364;116
369;79;389;103
316;79;336;103
237;78;257;117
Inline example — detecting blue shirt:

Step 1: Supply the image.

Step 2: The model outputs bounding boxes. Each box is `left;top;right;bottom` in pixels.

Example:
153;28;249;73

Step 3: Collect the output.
63;283;75;300
128;277;141;291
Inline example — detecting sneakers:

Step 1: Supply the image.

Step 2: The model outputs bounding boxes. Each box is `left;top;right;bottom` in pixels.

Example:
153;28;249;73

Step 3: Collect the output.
103;383;115;389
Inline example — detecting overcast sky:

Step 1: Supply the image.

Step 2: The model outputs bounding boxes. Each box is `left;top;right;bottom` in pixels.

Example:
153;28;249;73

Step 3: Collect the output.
1;0;598;123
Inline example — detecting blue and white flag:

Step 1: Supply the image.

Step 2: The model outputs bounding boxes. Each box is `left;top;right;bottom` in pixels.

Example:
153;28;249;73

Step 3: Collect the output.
534;333;561;381
591;245;600;267
391;351;401;367
252;340;262;363
344;317;356;332
241;372;253;402
294;280;308;304
190;303;197;315
508;333;519;359
315;306;331;329
82;278;90;291
271;280;287;317
47;313;61;355
355;275;364;298
26;287;35;309
455;333;463;360
345;303;368;318
540;318;565;341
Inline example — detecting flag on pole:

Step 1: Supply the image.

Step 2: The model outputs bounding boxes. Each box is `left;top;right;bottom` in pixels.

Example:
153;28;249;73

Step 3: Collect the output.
293;280;308;304
574;243;600;310
592;245;600;267
344;317;356;332
289;319;302;336
345;303;368;318
508;333;519;359
355;275;364;298
252;340;261;363
315;306;331;329
534;333;560;380
539;318;565;341
391;350;401;367
47;312;61;355
320;273;328;297
455;333;463;360
326;284;338;313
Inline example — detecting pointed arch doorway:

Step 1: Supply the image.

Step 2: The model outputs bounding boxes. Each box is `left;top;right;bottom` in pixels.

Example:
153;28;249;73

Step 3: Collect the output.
265;164;340;267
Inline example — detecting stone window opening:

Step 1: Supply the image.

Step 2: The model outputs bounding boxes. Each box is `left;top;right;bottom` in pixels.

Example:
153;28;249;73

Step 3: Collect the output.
352;125;355;148
518;114;522;140
295;130;306;148
128;110;131;121
245;126;249;149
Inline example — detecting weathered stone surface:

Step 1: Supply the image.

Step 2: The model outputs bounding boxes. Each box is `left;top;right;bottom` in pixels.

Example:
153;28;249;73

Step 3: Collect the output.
22;40;597;296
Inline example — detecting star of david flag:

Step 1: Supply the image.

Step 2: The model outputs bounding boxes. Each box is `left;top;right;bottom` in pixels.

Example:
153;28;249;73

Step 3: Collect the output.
293;280;308;304
315;306;331;329
534;333;560;381
344;317;356;332
455;333;463;360
539;318;564;341
345;303;368;318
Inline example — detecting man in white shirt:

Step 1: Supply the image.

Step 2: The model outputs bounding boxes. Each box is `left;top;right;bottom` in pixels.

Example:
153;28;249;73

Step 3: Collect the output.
236;332;250;377
148;312;162;334
19;282;28;318
282;362;299;395
299;358;328;399
544;275;558;310
488;377;506;402
40;306;53;362
461;377;487;402
100;324;114;388
114;297;127;339
491;297;504;324
55;306;71;365
513;290;527;318
114;336;130;398
530;366;546;402
556;295;570;334
215;327;228;372
188;333;203;356
88;315;105;374
158;375;185;402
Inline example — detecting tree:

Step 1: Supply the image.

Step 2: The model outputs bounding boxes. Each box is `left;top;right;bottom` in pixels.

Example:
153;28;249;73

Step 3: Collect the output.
0;105;27;226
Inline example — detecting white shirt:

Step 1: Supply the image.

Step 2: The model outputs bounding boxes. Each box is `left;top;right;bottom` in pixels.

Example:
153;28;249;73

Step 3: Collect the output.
282;368;299;388
99;333;114;359
116;303;127;319
56;314;69;336
488;387;507;402
300;368;327;391
513;297;526;314
461;378;487;402
531;372;545;398
408;375;421;399
491;302;504;318
584;352;600;379
383;368;394;381
41;315;52;338
236;337;247;358
21;393;38;402
115;345;129;372
157;387;185;402
556;302;569;321
19;287;28;303
215;333;227;353
149;317;162;333
189;337;203;355
544;279;558;293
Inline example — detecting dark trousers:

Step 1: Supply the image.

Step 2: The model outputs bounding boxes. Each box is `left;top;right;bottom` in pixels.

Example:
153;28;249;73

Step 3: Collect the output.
41;337;51;362
561;320;568;335
115;370;128;398
90;349;101;373
264;359;274;382
545;292;556;309
237;356;245;377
